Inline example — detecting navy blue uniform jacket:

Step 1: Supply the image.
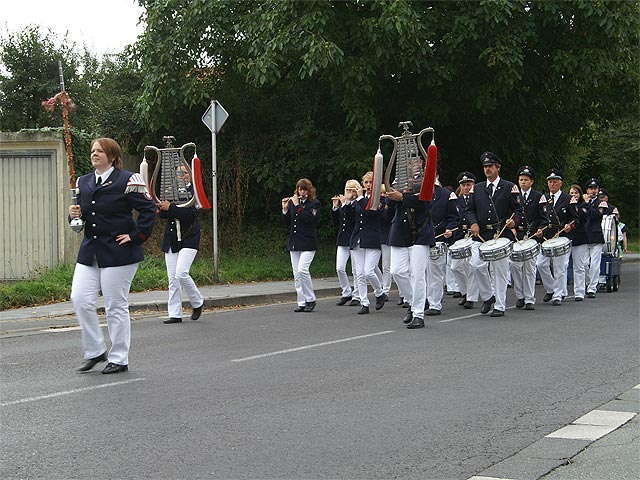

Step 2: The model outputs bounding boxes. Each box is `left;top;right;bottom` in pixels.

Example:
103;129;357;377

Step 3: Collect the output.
517;189;545;242
430;186;459;245
349;196;382;249
331;202;356;247
454;194;474;241
466;179;523;242
385;199;412;247
401;193;435;246
540;191;578;240
283;198;321;251
159;186;201;253
73;169;156;267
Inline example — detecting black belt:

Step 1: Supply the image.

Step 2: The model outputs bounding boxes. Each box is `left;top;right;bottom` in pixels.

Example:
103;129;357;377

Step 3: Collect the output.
481;223;501;230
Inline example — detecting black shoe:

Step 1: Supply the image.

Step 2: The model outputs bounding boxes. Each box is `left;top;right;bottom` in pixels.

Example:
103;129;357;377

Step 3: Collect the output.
543;293;553;303
575;297;583;302
463;300;474;309
552;299;561;306
294;305;306;312
77;352;107;372
102;362;128;374
587;292;596;298
516;298;525;309
525;303;535;310
357;306;370;315
452;291;462;298
407;317;425;329
375;293;388;310
425;308;441;316
481;296;495;314
348;299;361;307
396;297;405;306
191;305;203;320
163;317;182;324
303;301;316;312
458;294;467;306
402;301;411;308
402;310;413;324
336;295;352;306
489;309;504;317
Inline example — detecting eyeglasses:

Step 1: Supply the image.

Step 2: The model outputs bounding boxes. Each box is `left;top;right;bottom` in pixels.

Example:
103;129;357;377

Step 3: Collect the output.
176;170;188;177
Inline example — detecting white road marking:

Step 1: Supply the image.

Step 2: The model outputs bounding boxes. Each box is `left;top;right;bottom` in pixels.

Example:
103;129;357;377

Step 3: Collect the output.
0;378;145;407
231;331;395;363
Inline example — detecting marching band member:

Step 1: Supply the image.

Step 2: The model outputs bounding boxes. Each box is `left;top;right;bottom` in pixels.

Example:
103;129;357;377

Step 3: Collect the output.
349;172;387;315
378;185;393;299
466;152;523;317
424;169;458;316
535;169;578;306
510;165;545;310
332;180;360;306
158;165;204;324
70;138;156;374
451;172;477;309
282;178;321;312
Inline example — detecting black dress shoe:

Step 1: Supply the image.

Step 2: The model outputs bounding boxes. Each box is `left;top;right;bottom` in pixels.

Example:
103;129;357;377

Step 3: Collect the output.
396;297;405;306
375;293;388;310
163;317;182;324
407;317;425;329
516;298;525;309
480;296;495;314
303;301;316;312
425;308;441;316
525;303;535;310
575;297;583;302
543;293;553;303
348;299;361;307
489;309;504;317
77;352;107;372
357;306;370;315
587;292;596;298
402;301;411;308
463;300;474;309
552;299;561;306
191;304;203;320
294;305;306;312
458;295;467;306
452;291;462;298
336;295;352;306
102;362;128;374
402;310;413;324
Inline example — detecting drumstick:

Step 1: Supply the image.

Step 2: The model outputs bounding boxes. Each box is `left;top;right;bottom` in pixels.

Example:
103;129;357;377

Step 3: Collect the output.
473;232;487;243
551;220;575;239
496;213;515;239
435;227;458;239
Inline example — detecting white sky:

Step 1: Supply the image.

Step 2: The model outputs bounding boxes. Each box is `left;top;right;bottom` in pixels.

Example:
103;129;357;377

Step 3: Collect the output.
1;0;145;56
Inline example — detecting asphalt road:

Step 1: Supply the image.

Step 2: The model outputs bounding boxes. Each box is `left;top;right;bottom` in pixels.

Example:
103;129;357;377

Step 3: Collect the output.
1;264;639;480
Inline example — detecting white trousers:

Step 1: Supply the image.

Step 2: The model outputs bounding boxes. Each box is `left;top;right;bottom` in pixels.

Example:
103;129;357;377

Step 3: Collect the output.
408;245;429;318
71;260;138;365
426;251;446;311
349;249;360;301
572;243;602;297
380;244;392;295
390;246;412;304
446;251;459;292
165;248;203;318
451;255;474;298
510;256;537;304
468;242;494;304
537;250;569;301
290;250;316;306
336;245;353;298
352;245;383;307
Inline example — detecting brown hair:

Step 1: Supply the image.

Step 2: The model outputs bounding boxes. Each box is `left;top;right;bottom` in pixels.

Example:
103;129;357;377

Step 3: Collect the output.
569;183;583;198
295;178;317;201
92;138;123;169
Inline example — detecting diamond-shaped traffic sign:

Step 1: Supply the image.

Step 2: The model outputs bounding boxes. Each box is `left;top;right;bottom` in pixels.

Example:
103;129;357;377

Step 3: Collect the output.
202;100;229;133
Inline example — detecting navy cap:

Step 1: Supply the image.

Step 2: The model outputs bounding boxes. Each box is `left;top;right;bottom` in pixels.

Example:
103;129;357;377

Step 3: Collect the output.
585;178;600;189
517;165;535;179
546;168;563;181
457;171;476;184
480;151;501;166
598;188;608;197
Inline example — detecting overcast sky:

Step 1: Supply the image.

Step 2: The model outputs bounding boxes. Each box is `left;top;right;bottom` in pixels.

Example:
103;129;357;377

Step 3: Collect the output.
1;0;145;55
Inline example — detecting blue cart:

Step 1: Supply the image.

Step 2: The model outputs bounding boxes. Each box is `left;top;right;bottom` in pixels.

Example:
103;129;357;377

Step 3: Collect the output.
599;254;621;293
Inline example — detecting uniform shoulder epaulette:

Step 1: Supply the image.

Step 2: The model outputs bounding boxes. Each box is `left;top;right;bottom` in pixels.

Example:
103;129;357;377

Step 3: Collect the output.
125;172;150;194
597;201;608;208
510;185;520;194
449;191;458;200
468;185;475;194
539;195;547;203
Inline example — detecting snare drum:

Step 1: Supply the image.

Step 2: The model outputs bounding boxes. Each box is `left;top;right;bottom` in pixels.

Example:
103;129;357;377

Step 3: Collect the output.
601;214;618;256
510;239;540;262
541;237;572;257
429;242;447;260
479;237;513;262
450;238;474;259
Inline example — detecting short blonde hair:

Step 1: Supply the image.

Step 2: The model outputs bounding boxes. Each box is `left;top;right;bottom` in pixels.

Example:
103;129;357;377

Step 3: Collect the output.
361;171;373;182
344;179;361;196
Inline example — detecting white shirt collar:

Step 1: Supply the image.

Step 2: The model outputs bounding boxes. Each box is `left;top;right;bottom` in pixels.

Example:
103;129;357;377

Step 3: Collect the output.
95;166;114;184
487;176;500;188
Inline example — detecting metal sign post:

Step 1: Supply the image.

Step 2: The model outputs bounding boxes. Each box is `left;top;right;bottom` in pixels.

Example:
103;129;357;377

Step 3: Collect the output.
201;100;229;282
